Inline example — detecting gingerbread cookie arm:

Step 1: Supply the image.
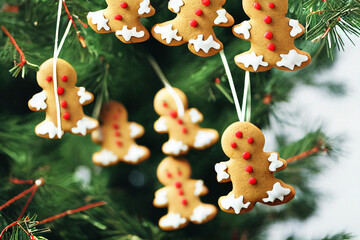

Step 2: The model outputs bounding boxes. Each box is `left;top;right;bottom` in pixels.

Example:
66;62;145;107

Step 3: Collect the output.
91;127;104;145
267;152;287;173
214;161;231;183
28;91;48;112
288;19;305;38
192;180;209;197
154;116;169;134
152;21;186;47
168;0;184;14
87;10;111;34
213;8;234;27
77;87;94;106
129;122;145;139
137;0;156;17
188;108;203;124
153;187;169;208
233;20;252;41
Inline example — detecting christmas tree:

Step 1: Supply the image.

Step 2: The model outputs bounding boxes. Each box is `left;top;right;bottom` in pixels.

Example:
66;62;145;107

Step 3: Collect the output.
0;0;359;239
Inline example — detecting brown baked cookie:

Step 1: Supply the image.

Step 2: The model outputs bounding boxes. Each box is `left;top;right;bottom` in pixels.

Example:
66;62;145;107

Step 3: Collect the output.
215;122;295;214
92;101;150;166
154;88;219;156
154;156;217;230
28;58;98;139
87;0;155;43
151;0;234;57
233;0;311;72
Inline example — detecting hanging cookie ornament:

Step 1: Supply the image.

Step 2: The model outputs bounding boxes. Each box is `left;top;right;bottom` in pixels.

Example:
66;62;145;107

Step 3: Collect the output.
154;88;219;156
87;0;155;43
152;0;234;57
215;122;295;214
233;0;311;72
92;101;150;166
154;156;217;230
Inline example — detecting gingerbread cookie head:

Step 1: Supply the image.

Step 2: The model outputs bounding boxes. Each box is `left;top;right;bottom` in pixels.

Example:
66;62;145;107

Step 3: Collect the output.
157;156;191;186
99;101;128;123
153;88;188;117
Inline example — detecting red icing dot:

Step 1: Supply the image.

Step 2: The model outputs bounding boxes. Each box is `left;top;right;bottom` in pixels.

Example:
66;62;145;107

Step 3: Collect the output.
264;16;272;24
269;2;275;8
231;142;237;148
116;141;123;147
57;87;64;95
181;199;188;205
60;100;67;108
113;114;120;120
177;170;182;176
178;189;184;195
267;43;276;51
195;9;203;16
166;172;172;178
115;131;121;137
253;2;261;10
177;119;183;125
264;31;273;39
243;152;251;160
62;112;70;120
114;15;123;20
190;19;198;27
162;102;168;108
235;131;243;138
61;75;68;82
169;110;178;118
201;0;210;6
175;181;182;188
248;178;257;185
113;123;119;129
120;2;127;8
46;76;52;82
245;166;253;173
182;127;187;134
247;137;254;144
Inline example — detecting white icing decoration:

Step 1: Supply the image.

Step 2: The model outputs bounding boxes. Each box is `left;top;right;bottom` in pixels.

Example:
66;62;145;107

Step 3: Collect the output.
154;117;168;132
153;24;182;44
129;123;142;138
194;180;204;196
189;34;220;54
193;130;216;148
35;120;64;139
71;117;98;136
220;194;250;214
214;9;228;25
168;0;184;13
29;91;47;111
189;109;202;123
289;19;303;37
93;149;118;166
233;21;252;40
263;182;291;203
276;49;309;70
215;162;229;182
116;26;145;42
124;145;146;163
163;139;189;155
138;0;151;15
268;153;284;172
235;52;269;71
154;188;168;205
77;87;92;104
87;10;110;31
159;213;187;229
189;205;214;223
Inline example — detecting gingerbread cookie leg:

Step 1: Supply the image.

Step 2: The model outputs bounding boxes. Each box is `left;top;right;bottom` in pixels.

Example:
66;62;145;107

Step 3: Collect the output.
35;120;64;139
71;116;99;136
123;145;150;164
92;149;118;166
218;192;255;215
162;139;189;156
189;204;217;224
159;213;188;231
188;33;223;57
261;181;295;206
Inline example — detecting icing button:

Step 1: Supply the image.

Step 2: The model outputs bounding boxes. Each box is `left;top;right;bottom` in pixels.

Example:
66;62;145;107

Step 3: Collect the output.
201;0;210;6
195;9;203;16
178;189;184;195
60;100;67;108
181;199;188;205
253;2;261;10
265;31;273;39
182;127;187;134
46;76;52;82
114;15;123;20
116;140;122;147
190;19;198;27
248;178;257;185
248;137;254;144
269;2;275;8
235;131;243;138
115;131;121;137
166;172;172;178
245;166;253;173
231;142;237;148
62;112;70;120
264;16;272;24
57;87;64;95
169;110;178;118
113;123;119;129
61;75;68;82
243;152;251;160
175;181;182;188
177;119;183;125
120;2;127;8
267;43;276;51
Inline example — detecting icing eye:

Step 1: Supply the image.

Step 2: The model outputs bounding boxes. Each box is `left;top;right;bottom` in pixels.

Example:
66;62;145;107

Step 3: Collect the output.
248;137;254;144
269;2;275;9
231;142;237;148
166;172;172;178
253;2;261;10
46;76;52;82
120;2;127;8
177;170;182;176
61;75;68;82
175;181;182;188
113;123;119;129
195;9;203;16
169;110;178;118
235;131;243;138
201;0;210;6
162;101;168;108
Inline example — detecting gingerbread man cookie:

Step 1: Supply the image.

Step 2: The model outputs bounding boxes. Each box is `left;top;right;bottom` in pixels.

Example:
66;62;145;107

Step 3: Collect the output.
154;156;217;230
28;58;98;139
215;122;295;214
92;101;150;166
152;0;234;57
87;0;155;43
233;0;311;72
154;88;219;156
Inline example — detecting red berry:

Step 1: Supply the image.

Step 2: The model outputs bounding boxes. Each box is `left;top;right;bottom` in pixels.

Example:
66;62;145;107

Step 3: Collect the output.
175;181;182;188
120;2;127;8
201;0;210;6
243;152;251;160
267;43;276;51
245;166;253;173
231;142;237;148
264;16;272;24
60;100;67;108
181;199;188;205
113;123;119;129
62;112;70;120
253;2;261;10
169;110;178;118
235;131;243;138
116;141;122;147
190;19;198;27
114;15;122;20
61;75;68;82
195;9;203;16
46;76;52;82
269;2;275;8
57;87;64;95
248;178;257;185
247;137;254;144
264;31;273;39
